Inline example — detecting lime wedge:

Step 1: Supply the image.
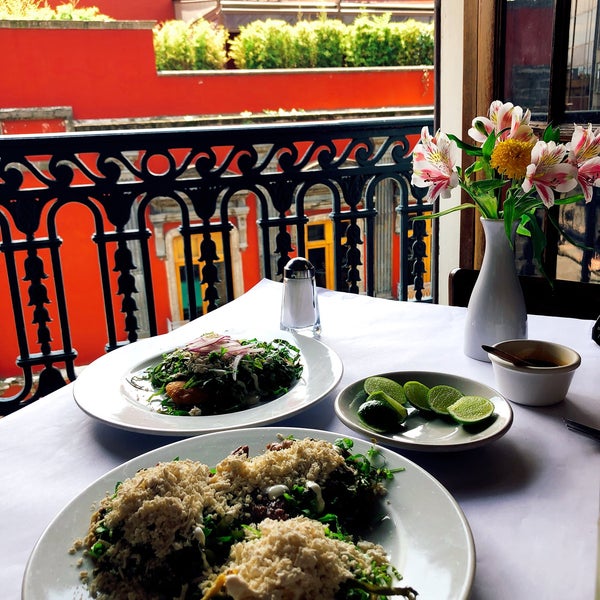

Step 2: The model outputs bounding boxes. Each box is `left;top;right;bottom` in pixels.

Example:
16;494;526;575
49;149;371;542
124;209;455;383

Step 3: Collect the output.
403;380;431;412
357;396;407;432
365;390;408;420
447;395;495;424
364;376;408;406
427;385;463;415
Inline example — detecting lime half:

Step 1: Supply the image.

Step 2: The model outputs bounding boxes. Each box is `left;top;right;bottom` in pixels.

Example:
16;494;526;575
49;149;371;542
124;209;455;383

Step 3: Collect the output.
448;395;495;424
364;376;408;406
403;380;431;412
427;385;463;415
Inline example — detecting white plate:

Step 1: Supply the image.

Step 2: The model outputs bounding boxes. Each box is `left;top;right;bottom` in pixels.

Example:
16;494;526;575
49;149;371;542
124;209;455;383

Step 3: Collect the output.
335;371;513;452
23;427;475;599
73;328;342;436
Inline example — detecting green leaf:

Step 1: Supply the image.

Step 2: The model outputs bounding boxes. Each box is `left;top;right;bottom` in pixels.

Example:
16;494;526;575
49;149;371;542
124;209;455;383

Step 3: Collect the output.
554;193;585;205
481;131;497;161
542;124;561;143
519;213;550;281
546;210;593;251
463;162;478;178
463;184;499;218
447;133;482;156
411;203;477;221
470;178;506;193
469;157;490;174
501;195;517;237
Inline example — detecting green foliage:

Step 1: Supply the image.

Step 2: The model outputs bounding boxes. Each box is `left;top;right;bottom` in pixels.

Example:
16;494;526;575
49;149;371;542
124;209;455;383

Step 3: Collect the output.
345;14;403;67
233;18;349;69
154;20;193;69
46;3;110;20
229;15;432;70
289;20;318;68
0;0;41;18
0;1;112;20
395;19;434;66
344;14;433;68
189;19;228;70
311;19;346;68
153;19;227;70
228;19;294;69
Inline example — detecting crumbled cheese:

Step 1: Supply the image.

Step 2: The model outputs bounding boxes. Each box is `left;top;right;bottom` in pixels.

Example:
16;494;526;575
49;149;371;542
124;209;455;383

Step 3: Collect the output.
215;437;346;491
88;459;214;560
209;517;389;600
79;437;392;600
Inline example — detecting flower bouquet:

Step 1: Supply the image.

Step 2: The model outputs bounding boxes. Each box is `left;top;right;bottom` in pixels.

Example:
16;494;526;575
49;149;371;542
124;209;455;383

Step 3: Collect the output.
411;100;600;277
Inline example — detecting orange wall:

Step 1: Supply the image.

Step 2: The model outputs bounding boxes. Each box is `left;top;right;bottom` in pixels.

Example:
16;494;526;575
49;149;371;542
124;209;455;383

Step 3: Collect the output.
242;197;263;289
0;25;434;121
45;0;174;22
1;118;68;134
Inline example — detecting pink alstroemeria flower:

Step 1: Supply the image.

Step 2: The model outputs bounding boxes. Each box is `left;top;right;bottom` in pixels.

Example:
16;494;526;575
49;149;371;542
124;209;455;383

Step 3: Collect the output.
522;141;578;207
468;100;535;144
411;126;459;202
567;124;600;202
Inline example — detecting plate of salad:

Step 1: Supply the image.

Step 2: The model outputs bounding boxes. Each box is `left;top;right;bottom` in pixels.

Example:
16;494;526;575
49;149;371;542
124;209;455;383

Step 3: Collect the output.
23;427;475;600
73;328;343;436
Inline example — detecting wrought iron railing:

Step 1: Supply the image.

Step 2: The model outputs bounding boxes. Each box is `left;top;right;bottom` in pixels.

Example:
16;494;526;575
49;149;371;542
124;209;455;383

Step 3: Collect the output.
0;115;434;413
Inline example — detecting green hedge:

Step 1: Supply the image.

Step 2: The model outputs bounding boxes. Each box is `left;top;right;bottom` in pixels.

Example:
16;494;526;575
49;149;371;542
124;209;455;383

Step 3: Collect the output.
227;19;295;69
154;19;228;70
156;15;434;71
0;1;112;20
345;14;434;67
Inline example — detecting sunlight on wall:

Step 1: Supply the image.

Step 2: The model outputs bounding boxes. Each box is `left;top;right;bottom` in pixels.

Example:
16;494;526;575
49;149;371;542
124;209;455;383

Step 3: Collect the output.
437;0;463;305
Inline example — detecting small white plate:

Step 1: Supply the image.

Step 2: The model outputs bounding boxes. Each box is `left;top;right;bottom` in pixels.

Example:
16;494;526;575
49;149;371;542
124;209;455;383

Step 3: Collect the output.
22;427;475;600
73;328;342;436
335;371;513;452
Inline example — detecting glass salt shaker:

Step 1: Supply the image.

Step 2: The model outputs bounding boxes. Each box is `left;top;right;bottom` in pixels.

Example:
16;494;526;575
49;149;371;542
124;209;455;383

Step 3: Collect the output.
280;257;321;336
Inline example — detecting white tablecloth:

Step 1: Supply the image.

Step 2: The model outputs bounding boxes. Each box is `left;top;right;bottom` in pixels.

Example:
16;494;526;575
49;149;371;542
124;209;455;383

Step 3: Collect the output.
1;279;599;599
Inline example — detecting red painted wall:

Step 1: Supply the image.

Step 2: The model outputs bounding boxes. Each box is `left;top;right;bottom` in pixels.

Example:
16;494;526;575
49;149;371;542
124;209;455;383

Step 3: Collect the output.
1;118;67;134
45;0;174;23
0;25;434;121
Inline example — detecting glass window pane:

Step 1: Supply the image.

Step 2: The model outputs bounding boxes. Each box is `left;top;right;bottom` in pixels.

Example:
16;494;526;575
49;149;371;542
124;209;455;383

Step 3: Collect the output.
503;0;555;118
307;247;327;288
307;223;325;242
566;0;599;111
500;0;600;284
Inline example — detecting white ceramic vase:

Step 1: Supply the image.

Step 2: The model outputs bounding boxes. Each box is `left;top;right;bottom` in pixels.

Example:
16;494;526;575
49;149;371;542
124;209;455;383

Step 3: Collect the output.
464;217;528;361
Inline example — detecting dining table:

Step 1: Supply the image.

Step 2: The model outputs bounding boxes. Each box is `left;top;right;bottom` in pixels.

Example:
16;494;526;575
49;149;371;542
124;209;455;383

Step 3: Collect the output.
1;278;599;600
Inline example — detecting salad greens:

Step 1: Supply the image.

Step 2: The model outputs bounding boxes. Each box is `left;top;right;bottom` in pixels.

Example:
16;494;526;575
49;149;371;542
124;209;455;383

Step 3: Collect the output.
143;333;303;416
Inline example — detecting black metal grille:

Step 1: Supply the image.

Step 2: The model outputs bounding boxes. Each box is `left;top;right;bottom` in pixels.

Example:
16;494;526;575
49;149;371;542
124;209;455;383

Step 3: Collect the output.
0;115;434;413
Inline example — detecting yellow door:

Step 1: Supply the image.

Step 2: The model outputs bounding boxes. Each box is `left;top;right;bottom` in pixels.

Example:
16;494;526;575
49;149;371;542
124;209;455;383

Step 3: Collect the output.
172;234;225;320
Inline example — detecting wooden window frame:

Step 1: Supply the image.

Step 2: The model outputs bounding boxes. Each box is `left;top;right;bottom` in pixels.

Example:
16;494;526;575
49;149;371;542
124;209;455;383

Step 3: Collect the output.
451;0;600;272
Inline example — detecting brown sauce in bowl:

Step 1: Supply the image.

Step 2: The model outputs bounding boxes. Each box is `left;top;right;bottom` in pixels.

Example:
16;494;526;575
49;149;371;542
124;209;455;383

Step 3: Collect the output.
522;357;561;368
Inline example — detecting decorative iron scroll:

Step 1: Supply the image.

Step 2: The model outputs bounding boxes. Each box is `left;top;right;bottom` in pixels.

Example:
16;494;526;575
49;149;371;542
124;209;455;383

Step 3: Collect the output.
0;116;433;412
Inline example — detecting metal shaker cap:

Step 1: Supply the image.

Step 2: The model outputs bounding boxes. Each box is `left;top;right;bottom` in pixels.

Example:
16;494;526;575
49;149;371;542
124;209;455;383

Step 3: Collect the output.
283;257;315;279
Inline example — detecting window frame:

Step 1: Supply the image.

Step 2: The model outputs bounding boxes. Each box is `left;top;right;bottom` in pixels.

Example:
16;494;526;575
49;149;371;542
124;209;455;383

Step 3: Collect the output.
453;0;600;277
